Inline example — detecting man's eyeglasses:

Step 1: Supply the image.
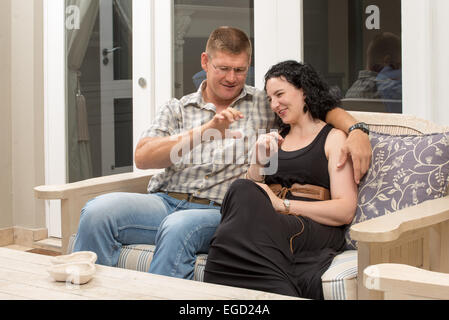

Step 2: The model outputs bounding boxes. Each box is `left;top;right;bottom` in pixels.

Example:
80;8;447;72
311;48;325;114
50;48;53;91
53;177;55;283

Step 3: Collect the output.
210;63;249;77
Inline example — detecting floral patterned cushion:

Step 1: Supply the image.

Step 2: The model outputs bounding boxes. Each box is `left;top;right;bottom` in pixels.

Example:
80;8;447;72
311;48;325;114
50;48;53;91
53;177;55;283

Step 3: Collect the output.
346;131;449;249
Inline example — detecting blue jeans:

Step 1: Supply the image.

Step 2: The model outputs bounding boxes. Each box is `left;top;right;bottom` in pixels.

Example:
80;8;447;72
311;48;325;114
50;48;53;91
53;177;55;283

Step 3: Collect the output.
72;192;221;280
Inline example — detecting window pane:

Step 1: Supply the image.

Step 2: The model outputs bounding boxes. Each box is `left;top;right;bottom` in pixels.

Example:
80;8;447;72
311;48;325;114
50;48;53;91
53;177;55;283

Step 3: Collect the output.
303;0;402;113
114;98;133;168
113;0;132;80
173;0;254;99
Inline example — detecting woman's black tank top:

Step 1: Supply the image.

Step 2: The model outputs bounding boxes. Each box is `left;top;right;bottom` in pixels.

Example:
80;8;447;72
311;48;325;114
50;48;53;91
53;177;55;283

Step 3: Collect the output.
265;124;333;202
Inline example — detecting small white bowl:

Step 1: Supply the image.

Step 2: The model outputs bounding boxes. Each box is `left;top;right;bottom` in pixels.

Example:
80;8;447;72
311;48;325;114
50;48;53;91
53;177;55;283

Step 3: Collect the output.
51;251;97;265
47;262;96;285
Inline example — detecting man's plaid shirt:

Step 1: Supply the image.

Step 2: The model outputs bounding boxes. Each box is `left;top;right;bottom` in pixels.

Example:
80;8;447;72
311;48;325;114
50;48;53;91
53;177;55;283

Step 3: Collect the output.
141;83;277;204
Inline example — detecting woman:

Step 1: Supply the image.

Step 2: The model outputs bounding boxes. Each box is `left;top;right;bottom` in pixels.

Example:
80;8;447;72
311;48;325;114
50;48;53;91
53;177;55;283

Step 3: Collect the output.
203;61;358;299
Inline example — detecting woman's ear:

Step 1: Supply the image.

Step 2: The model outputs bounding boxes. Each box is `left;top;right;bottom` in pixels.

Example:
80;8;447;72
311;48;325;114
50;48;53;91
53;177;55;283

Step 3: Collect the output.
302;92;308;113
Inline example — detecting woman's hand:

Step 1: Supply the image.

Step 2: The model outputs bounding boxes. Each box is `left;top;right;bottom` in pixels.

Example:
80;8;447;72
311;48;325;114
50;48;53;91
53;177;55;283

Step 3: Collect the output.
255;182;285;213
254;132;284;165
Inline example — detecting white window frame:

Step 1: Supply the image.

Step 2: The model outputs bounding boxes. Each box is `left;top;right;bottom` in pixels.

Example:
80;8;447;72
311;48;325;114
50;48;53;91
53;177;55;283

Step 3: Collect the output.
401;0;431;119
254;0;303;90
402;0;449;125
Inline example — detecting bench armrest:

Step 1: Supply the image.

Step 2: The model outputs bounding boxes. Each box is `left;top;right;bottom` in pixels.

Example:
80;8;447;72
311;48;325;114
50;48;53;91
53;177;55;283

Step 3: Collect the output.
364;263;449;299
34;169;163;253
349;195;449;299
34;170;163;200
350;196;449;243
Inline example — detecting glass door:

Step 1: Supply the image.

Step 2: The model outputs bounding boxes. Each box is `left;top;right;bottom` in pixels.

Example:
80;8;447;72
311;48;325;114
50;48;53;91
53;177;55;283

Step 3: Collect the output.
66;0;133;183
99;0;133;175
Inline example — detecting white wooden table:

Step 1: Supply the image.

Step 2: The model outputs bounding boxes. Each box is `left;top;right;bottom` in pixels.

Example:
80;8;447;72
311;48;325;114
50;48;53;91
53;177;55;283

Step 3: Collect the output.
0;248;300;300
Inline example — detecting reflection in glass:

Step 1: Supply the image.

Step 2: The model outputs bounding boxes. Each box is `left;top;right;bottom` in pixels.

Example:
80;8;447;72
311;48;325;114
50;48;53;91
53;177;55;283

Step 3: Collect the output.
303;0;402;113
345;32;402;113
173;0;254;99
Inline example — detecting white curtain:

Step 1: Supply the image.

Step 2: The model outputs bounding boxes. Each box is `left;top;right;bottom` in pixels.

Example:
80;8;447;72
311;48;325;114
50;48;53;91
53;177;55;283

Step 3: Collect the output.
114;0;132;34
66;0;99;182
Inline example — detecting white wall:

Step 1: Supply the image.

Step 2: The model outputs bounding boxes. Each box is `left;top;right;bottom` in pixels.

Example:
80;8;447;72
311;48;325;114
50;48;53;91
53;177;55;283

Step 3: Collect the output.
0;0;13;229
10;0;46;228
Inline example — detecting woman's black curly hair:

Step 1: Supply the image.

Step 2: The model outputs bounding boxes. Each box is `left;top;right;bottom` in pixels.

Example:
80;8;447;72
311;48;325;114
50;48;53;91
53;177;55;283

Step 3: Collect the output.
264;60;340;136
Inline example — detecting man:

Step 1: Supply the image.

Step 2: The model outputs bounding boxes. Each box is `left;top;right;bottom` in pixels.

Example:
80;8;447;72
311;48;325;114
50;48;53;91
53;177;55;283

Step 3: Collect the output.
73;26;371;279
345;32;402;113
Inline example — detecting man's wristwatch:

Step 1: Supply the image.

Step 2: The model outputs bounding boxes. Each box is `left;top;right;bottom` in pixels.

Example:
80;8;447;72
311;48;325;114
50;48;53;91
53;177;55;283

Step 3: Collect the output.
348;122;370;135
283;199;290;213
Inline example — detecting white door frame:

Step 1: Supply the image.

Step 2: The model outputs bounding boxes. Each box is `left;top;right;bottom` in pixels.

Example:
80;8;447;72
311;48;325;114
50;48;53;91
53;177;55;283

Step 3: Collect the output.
43;0;66;238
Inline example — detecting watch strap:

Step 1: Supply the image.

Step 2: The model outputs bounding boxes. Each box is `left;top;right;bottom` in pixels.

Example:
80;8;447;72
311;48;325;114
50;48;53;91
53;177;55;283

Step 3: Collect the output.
348;122;369;135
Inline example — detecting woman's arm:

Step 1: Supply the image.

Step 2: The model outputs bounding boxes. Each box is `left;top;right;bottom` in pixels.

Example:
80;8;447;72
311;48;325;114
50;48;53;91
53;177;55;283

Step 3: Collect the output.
325;107;372;184
246;132;284;182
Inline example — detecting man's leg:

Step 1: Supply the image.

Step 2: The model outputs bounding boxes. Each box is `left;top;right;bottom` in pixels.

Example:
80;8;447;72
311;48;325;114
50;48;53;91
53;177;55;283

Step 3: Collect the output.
149;206;221;280
73;192;170;266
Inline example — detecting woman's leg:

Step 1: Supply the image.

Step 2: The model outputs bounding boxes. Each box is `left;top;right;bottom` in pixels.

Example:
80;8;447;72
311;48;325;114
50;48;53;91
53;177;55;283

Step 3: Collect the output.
204;179;302;297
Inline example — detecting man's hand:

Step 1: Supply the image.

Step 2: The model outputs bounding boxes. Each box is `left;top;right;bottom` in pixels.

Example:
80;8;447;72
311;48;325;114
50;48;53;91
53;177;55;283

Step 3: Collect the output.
337;129;372;184
203;107;244;139
135;107;244;170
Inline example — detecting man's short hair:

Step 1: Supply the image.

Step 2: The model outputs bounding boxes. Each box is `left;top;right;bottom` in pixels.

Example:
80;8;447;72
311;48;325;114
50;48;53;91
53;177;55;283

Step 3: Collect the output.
367;32;401;72
206;26;252;61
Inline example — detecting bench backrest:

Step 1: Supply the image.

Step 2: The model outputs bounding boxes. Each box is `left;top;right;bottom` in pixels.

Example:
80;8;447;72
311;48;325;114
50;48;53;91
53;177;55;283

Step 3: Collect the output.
349;111;449;135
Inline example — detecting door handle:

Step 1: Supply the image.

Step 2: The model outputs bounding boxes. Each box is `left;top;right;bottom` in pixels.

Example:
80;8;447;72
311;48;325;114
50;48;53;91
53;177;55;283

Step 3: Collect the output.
102;47;121;66
102;47;122;56
138;78;147;88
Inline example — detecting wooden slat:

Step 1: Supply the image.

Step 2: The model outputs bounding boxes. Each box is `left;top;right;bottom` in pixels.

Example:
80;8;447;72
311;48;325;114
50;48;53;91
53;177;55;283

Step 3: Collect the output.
0;248;300;300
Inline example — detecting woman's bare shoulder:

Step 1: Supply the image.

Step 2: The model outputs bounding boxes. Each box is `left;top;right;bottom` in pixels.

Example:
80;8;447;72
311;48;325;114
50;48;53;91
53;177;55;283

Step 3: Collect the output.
327;127;347;144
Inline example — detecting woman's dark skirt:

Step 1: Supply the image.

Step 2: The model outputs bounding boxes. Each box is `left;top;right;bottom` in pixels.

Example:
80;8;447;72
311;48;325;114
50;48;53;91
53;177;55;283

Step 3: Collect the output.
204;179;346;300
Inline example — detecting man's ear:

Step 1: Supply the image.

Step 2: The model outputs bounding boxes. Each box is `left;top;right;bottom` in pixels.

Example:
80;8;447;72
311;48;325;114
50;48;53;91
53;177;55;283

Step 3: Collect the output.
201;52;209;71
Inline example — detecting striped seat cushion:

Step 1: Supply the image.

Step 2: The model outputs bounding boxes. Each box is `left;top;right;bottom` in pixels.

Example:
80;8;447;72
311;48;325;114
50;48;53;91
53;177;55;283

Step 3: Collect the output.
68;235;358;299
192;250;358;299
67;235;204;281
321;250;358;300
